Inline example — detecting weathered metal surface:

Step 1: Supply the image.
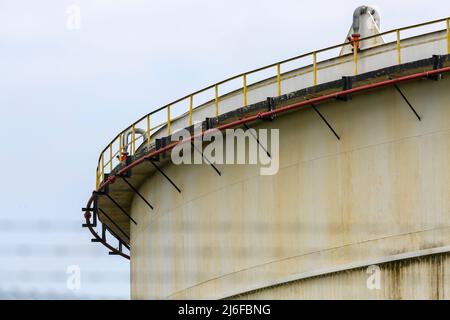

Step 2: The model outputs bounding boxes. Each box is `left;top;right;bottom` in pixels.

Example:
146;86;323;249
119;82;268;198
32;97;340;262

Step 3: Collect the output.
100;51;450;247
87;29;450;299
129;73;450;298
232;252;450;299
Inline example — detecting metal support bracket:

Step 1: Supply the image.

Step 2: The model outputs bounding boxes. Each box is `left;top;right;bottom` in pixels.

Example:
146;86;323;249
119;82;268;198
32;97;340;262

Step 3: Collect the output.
93;191;137;225
107;230;130;255
311;104;341;140
119;175;154;210
146;159;181;193
337;76;352;101
82;198;98;228
152;138;168;161
205;117;216;130
243;123;271;158
102;224;106;241
428;55;444;81
264;97;276;121
121;156;132;178
190;142;222;176
109;242;123;256
98;207;130;241
109;241;124;256
92;224;106;242
393;84;421;121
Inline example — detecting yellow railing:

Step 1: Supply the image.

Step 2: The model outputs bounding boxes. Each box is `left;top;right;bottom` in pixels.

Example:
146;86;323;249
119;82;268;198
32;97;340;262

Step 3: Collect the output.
95;17;450;188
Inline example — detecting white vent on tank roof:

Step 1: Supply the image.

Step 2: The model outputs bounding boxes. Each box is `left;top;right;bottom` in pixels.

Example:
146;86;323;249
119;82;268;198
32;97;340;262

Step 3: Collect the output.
340;5;384;56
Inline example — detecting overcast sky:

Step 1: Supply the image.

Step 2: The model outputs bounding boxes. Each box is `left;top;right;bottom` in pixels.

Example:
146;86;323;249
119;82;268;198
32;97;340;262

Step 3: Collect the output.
0;0;449;299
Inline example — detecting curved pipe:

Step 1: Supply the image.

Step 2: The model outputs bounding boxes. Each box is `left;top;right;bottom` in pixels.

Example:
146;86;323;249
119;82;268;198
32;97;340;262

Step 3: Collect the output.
352;5;380;35
84;66;450;259
121;128;147;154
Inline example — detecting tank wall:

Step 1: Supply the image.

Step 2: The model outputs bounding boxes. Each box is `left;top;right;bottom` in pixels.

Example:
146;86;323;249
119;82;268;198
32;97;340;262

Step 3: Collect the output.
130;76;450;299
234;252;450;300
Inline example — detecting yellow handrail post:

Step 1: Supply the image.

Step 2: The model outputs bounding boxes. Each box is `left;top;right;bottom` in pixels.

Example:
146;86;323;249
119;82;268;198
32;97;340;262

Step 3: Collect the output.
167;105;171;135
132;124;136;155
109;144;112;172
243;73;248;106
119;133;122;156
396;29;401;64
96;167;100;189
147;115;150;145
101;153;104;181
447;18;450;54
214;84;219;117
313;52;317;86
353;41;358;76
277;64;281;96
189;96;193;126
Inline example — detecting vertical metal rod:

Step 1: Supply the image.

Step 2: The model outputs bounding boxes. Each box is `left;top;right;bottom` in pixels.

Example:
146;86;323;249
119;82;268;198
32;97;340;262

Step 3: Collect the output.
98;207;130;241
313;52;317;86
393;84;421;121
243;73;248;106
109;144;113;172
120;240;130;251
108;241;127;255
189;96;193;126
190;142;221;176
147;115;150;145
447;18;450;54
277;64;281;96
214;84;219;117
167;105;171;135
311;104;341;140
104;224;130;251
353;41;358;76
148;159;182;193
96;167;100;189
119;133;122;156
132;124;136;155
120;176;154;210
101;224;106;240
396;29;401;64
101;153;104;182
92;198;98;226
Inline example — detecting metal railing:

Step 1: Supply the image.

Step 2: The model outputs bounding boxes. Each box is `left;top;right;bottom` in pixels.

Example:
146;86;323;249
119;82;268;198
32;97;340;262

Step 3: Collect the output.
95;17;450;189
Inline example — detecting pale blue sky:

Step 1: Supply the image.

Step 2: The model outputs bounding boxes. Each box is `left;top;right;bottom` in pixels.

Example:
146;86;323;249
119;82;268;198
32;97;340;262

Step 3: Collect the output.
0;0;449;299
